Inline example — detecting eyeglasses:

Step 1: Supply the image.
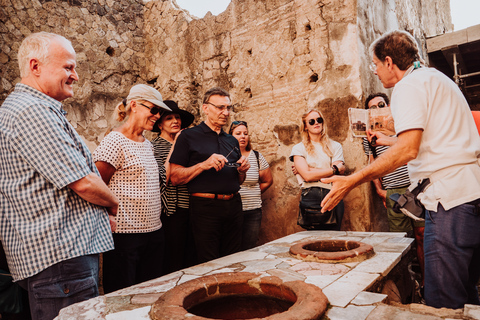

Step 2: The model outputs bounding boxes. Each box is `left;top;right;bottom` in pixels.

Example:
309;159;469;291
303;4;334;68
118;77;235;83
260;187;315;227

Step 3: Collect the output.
369;101;386;109
225;146;240;167
369;63;377;72
206;101;233;112
308;117;324;126
139;103;162;115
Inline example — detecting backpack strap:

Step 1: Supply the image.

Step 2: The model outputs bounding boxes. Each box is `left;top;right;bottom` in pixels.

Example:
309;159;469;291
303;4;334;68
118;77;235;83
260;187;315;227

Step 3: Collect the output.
253;150;260;168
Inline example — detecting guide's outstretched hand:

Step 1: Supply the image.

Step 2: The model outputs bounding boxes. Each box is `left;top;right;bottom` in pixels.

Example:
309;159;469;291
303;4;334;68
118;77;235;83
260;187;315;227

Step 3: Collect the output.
320;175;356;212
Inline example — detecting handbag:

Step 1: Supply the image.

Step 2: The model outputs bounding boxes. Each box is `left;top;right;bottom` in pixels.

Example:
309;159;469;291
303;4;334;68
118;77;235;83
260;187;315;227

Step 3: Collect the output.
298;187;337;229
389;178;430;221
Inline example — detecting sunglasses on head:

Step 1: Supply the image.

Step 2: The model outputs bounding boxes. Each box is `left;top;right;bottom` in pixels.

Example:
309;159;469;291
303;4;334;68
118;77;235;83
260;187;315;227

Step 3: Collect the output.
232;120;247;126
229;120;248;134
369;101;386;109
308;117;323;126
139;103;162;115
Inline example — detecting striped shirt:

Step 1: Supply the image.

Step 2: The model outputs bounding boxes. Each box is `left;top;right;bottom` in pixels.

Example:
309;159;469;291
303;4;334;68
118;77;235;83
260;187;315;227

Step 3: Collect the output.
239;150;269;211
0;83;114;281
362;137;410;189
151;136;189;215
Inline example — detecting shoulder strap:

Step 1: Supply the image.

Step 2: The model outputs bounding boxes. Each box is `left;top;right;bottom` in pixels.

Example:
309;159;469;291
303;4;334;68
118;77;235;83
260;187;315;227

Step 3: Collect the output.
253;150;260;168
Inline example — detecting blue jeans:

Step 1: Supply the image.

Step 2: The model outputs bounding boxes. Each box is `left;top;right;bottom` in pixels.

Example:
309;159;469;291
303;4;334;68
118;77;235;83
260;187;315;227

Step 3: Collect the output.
241;208;262;250
17;254;99;320
424;202;480;308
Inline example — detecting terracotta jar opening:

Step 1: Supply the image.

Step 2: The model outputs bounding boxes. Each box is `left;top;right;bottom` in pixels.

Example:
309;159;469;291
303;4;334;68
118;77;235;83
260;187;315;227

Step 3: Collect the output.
150;272;328;320
290;239;375;263
186;285;295;319
304;240;361;252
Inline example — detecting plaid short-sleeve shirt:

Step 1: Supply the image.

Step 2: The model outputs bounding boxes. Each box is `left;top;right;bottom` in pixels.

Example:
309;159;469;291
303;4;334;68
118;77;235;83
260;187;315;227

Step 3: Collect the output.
0;83;114;281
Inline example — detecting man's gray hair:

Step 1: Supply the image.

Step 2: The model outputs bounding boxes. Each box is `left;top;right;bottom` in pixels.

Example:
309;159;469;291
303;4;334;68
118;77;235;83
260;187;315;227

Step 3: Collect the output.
17;32;73;78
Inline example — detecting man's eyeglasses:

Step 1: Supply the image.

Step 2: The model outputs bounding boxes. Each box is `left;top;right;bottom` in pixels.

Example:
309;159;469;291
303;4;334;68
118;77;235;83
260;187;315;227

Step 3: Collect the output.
369;63;377;72
308;117;323;126
369;101;386;109
139;103;162;115
225;146;240;167
206;101;233;112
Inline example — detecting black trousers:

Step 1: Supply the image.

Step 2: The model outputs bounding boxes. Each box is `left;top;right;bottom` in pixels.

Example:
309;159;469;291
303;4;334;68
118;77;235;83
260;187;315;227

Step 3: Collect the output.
189;194;243;264
103;228;165;294
161;207;196;274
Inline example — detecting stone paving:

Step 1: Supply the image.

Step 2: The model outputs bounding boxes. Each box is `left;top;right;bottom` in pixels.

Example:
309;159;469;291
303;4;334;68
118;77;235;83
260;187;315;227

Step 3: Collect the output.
54;231;480;320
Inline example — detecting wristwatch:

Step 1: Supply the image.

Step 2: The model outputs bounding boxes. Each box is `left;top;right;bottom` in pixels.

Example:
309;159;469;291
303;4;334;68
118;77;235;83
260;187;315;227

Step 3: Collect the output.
332;164;339;175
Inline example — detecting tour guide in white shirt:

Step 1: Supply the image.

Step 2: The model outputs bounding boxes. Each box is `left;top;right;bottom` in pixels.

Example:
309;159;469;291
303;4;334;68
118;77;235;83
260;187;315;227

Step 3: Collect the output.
0;32;118;320
321;30;480;309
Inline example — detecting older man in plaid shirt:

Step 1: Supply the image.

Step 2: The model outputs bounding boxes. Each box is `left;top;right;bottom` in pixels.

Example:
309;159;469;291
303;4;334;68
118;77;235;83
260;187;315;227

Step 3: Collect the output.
0;32;118;320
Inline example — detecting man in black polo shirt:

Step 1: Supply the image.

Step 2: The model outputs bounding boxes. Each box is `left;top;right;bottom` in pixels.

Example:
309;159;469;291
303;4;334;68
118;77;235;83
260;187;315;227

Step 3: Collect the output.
170;87;250;263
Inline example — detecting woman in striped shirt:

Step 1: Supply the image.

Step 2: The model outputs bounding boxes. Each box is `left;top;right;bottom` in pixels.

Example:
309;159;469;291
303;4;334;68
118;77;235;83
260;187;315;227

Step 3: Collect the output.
151;100;195;274
229;121;273;250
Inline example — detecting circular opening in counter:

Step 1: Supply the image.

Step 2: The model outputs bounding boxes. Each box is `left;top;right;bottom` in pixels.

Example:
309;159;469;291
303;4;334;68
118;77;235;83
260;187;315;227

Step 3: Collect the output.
187;293;294;319
290;239;375;263
150;272;328;320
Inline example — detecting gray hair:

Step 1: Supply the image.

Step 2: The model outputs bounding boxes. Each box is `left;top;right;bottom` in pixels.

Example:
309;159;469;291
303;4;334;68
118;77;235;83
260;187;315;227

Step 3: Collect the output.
17;32;73;78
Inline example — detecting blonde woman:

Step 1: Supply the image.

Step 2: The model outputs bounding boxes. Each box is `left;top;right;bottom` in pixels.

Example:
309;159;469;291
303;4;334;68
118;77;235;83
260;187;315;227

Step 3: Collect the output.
93;84;171;293
290;109;345;230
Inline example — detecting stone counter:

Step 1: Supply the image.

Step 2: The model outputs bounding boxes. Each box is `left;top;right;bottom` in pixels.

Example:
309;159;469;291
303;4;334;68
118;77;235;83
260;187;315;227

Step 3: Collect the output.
55;231;414;320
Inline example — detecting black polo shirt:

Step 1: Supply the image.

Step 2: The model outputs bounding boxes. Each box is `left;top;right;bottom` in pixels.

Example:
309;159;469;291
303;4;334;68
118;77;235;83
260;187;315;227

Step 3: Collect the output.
169;122;242;194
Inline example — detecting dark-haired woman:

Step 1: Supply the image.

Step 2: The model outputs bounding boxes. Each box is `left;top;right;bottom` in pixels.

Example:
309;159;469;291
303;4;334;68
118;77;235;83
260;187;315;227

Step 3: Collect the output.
290;109;345;231
229;121;273;249
151;100;196;273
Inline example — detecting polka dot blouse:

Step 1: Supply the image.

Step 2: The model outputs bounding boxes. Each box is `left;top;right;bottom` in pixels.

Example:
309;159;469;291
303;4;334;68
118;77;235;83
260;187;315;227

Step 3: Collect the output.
93;131;162;233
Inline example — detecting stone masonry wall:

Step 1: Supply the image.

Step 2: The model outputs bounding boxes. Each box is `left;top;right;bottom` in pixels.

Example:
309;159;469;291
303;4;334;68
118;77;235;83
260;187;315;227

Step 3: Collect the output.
143;0;374;242
0;0;148;150
0;0;451;244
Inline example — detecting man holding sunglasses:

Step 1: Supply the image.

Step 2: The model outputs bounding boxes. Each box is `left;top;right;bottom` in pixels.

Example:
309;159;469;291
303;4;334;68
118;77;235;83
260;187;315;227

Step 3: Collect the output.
322;30;480;309
169;87;250;264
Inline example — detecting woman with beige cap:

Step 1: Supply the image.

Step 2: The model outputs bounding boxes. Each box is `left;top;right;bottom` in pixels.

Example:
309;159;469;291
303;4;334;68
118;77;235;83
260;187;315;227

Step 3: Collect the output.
93;84;171;293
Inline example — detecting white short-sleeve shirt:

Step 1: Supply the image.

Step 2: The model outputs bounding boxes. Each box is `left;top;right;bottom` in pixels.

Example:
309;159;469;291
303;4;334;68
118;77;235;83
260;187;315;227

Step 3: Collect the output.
290;139;344;189
391;67;480;210
93;131;162;233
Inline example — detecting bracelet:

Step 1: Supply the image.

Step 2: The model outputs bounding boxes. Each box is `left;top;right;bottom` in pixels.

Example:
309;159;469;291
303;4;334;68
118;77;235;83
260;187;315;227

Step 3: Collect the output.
332;165;339;175
238;171;246;176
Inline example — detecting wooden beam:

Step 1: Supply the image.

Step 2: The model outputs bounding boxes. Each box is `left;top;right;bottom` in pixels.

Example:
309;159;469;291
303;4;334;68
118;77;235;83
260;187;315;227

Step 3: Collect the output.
427;30;467;53
427;24;480;53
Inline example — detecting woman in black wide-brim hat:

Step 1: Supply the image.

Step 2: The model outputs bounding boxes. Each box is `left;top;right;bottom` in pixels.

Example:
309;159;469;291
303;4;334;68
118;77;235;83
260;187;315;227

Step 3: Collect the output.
151;100;196;274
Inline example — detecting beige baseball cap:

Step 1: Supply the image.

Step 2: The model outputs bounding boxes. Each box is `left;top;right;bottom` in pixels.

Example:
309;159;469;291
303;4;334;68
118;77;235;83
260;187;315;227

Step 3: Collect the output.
127;84;171;111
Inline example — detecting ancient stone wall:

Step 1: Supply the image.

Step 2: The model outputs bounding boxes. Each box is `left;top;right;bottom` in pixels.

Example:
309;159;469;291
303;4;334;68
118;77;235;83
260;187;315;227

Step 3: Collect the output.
0;0;148;150
0;0;452;243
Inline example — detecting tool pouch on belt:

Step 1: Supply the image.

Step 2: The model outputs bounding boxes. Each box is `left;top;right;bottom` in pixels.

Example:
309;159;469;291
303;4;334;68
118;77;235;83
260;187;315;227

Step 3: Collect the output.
389;178;431;221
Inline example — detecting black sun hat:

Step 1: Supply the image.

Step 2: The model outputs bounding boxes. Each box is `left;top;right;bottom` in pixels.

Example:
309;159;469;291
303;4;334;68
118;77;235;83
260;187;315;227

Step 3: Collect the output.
152;100;195;132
